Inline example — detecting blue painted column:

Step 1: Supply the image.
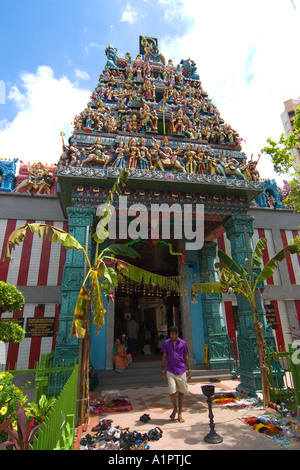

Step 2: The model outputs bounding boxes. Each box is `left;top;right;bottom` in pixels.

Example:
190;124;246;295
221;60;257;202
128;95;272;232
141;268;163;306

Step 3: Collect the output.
198;241;234;370
224;215;276;395
54;206;95;367
184;248;205;364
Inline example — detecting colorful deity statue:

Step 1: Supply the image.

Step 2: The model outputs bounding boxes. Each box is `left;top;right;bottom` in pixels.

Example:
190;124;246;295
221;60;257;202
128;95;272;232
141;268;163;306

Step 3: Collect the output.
184;144;197;173
194;146;207;174
216;154;246;180
138;138;151;170
15;162;55;194
81;138;112;167
172;108;186;136
66;43;255;182
143;80;155;101
59;133;82;166
128;138;140;169
139;102;157;133
112;141;128;168
151;137;186;172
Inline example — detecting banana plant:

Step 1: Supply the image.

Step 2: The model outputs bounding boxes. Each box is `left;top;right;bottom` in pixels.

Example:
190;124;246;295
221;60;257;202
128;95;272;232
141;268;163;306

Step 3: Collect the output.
192;237;300;405
3;168;179;424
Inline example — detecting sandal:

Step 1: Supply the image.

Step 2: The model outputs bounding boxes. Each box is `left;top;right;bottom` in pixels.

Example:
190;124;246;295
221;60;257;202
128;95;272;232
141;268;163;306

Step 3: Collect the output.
130;440;149;450
140;413;151;423
91;418;113;432
103;441;119;450
119;435;137;450
147;427;163;441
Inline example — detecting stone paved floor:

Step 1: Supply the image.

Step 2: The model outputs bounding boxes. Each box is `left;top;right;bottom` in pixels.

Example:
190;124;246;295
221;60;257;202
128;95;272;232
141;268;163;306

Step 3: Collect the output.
75;379;300;451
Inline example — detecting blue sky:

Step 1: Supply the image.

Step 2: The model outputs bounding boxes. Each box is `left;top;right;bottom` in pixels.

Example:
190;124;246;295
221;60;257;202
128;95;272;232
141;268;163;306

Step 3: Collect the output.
1;0;299;183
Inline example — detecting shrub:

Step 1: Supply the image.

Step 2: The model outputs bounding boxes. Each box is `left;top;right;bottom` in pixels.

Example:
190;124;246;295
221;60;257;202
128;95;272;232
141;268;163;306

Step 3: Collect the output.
0;371;27;444
0;282;24;316
25;394;56;425
0;322;25;343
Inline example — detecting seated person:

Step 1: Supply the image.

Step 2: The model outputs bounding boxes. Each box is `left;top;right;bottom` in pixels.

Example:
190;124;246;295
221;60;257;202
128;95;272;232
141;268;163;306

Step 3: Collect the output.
89;363;99;391
157;335;165;354
143;341;153;356
112;338;132;373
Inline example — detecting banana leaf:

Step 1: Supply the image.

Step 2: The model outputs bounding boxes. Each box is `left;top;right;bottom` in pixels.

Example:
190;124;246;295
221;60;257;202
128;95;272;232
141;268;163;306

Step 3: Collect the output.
217;249;242;275
101;243;140;259
90;270;106;334
252;237;268;267
71;286;89;338
116;261;179;292
4;223;86;262
192;282;223;294
256;242;300;283
103;265;118;286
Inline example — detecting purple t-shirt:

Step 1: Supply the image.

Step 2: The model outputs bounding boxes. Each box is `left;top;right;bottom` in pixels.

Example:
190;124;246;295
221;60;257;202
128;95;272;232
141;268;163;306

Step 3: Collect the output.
162;337;189;375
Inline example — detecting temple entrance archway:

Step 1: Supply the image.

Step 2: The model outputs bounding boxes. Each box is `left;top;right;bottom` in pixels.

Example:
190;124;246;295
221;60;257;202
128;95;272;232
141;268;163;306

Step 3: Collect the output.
113;238;182;359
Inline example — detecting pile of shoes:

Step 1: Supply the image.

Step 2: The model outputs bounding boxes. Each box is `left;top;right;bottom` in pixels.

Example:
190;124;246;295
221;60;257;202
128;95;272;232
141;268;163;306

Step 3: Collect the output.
80;418;163;450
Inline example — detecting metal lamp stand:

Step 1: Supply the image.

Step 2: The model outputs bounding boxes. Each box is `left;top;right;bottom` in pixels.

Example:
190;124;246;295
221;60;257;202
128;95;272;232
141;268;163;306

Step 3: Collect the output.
201;385;223;444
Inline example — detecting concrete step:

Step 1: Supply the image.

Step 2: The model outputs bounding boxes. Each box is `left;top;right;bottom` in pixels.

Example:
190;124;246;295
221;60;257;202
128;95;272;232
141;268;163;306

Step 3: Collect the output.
95;360;233;391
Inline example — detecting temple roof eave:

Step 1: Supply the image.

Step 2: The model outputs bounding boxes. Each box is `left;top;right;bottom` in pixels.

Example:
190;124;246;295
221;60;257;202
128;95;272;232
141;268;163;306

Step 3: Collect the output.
57;165;264;217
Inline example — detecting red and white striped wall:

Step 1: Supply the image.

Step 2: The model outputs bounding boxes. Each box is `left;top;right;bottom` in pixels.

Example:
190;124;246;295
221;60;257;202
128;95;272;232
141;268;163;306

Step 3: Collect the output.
0;219;67;287
0;219;67;370
217;228;300;351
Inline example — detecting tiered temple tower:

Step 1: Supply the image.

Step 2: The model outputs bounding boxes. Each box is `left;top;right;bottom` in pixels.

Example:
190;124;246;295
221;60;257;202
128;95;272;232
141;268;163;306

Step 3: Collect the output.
55;38;275;395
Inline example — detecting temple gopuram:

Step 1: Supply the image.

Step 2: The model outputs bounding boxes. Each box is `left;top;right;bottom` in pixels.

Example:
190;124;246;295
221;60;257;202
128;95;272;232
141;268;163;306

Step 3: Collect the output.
1;38;300;397
55;38;268;395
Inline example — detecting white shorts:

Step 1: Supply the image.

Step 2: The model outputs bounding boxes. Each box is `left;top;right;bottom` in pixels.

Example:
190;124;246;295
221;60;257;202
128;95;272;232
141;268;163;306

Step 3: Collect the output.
166;371;189;395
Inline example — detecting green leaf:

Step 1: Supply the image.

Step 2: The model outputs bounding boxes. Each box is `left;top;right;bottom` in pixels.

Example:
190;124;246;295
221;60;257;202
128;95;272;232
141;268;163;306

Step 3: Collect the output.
117;261;179;291
217;250;242;275
4;223;86;262
192;282;223;294
101;244;140;259
252;238;268;267
256;243;300;283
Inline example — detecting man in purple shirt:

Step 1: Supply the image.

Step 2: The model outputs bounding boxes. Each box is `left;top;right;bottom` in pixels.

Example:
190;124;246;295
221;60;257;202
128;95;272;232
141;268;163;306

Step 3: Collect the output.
161;326;191;423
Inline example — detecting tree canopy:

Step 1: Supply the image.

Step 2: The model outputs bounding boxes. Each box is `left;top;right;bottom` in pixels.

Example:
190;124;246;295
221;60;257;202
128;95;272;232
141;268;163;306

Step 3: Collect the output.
261;105;300;212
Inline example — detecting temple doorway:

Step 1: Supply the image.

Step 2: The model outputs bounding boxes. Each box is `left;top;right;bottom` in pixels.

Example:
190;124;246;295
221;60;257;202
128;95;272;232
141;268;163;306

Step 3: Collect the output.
113;239;182;358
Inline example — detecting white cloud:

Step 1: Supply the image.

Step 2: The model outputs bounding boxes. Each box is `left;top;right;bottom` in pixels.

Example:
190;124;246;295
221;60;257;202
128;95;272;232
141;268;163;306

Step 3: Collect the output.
85;42;104;54
120;3;138;25
158;0;300;184
75;69;90;80
0;66;91;166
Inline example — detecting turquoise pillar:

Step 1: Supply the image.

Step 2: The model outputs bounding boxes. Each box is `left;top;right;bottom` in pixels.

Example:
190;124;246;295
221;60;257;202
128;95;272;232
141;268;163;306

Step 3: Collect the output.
54;207;95;366
198;242;234;370
184;248;205;364
224;215;276;395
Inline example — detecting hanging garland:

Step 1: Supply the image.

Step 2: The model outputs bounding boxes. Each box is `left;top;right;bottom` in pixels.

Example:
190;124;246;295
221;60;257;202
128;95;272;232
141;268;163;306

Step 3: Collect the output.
125;237;186;264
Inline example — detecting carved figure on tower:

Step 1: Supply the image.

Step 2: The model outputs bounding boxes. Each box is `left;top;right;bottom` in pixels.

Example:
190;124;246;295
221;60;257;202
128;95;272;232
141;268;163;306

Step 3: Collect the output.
128;138;140;169
81;138;112;167
112;141;128;168
14;162;55;194
151;137;186;172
